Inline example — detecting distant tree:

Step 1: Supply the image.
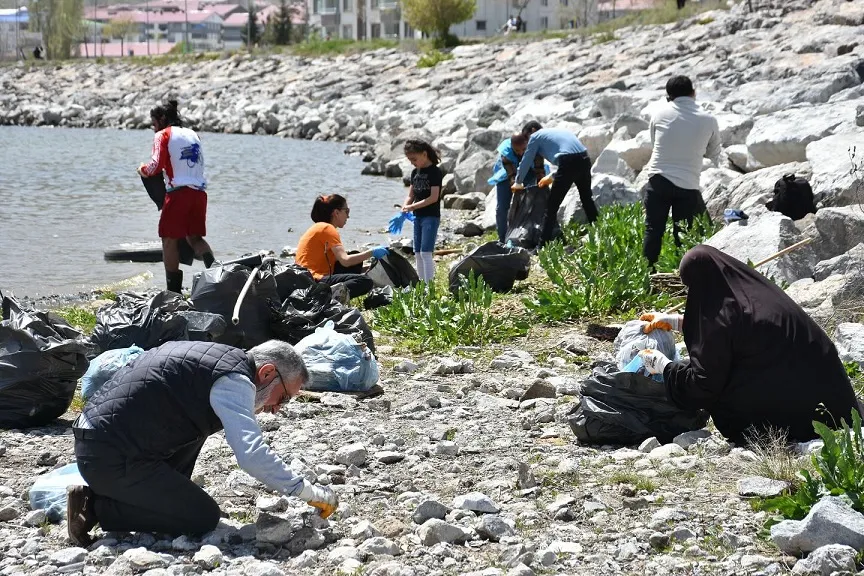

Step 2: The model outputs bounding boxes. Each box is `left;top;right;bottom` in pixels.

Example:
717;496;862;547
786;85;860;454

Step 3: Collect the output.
272;0;294;45
103;17;138;56
241;9;260;47
401;0;476;46
29;0;84;59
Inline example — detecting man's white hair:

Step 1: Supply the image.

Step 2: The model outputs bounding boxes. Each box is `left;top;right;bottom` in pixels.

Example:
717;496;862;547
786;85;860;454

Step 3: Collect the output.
247;340;309;386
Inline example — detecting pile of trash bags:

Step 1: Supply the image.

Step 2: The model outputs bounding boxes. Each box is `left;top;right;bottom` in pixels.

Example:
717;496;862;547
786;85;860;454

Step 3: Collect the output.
0;295;90;429
567;320;705;445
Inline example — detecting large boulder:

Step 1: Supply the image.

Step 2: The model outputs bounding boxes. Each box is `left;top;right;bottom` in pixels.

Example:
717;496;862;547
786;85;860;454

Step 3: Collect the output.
579;124;615;161
786;273;863;327
604;129;654;172
835;323;864;368
479;188;498;231
705;211;818;285
716;113;754;147
771;497;864;555
814;243;864;280
805;132;864;207
746;104;851;167
813;206;864;260
592;148;636;181
594;91;635;120
475;103;509;128
453;150;497;193
705;162;812;219
557;174;640;226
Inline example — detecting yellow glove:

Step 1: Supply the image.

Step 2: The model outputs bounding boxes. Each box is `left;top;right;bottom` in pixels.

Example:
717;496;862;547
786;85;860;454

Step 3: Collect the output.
298;481;339;519
639;312;683;333
511;182;525;193
538;175;554;188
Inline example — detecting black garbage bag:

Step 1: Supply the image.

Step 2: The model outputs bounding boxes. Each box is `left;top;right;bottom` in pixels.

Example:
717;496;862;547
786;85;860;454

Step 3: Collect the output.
271;283;375;353
176;311;227;342
505;186;548;250
364;286;393;310
366;252;419;289
90;291;191;353
272;263;317;302
448;241;531;294
140;175;195;265
0;295;89;428
190;263;280;349
567;362;709;445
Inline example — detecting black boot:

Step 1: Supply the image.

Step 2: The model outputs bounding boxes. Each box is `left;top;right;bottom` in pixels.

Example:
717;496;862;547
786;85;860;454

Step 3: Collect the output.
166;270;183;294
202;252;215;268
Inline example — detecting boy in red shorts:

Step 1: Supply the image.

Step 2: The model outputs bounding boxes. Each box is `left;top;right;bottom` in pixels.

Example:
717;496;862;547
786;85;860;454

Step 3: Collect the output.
138;100;216;294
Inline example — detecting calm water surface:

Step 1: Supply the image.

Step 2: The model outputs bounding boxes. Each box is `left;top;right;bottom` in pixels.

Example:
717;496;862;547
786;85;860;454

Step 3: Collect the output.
0;126;407;297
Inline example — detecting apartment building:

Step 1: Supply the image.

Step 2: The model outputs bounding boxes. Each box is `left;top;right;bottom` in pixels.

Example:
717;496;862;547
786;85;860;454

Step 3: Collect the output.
308;0;415;41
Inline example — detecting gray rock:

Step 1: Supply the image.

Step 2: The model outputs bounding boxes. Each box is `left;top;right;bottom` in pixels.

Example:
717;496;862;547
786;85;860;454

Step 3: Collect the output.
350;519;381;542
835;322;864;367
455;221;485;237
639;437;661;453
813;243;864;280
557;333;596;355
648;444;686;461
519;380;556;402
476;515;515;542
771;496;864;554
335;442;368;467
454;491;500;513
672;430;711;449
413;499;451;524
670;526;697;541
243;561;286;576
737;476;791;498
790;543;857;575
122;547;168;571
443;192;486;210
0;505;20;521
578;124;615;160
649;532;670;549
192;545;223;569
506;564;535;576
746;103;851;167
814;206;864;260
454;150;497;193
490;350;533;370
614;113;649;138
171;535;199;551
517;462;537;489
433;358;474;375
592;148;636;181
50;547;88;566
393;360;419;374
358;536;402;556
558;174;640;225
806;133;864;206
255;511;302;545
435;441;460;456
416;518;469;546
23;509;46;527
476;103;509;128
375;451;405;464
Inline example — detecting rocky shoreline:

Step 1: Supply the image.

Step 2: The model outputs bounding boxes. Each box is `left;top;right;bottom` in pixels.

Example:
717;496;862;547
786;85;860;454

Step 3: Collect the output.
2;0;864;575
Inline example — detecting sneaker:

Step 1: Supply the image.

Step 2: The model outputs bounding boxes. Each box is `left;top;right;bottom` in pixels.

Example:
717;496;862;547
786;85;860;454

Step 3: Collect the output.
66;485;97;547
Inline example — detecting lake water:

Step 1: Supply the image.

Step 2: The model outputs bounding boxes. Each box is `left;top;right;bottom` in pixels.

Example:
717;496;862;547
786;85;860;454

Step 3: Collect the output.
0;126;407;298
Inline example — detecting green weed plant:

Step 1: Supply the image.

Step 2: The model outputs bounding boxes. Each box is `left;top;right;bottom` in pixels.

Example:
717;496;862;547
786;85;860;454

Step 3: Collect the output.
373;272;527;350
416;49;454;68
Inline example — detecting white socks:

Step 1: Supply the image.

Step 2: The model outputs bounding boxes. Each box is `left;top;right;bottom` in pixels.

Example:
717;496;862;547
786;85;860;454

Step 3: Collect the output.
416;252;435;282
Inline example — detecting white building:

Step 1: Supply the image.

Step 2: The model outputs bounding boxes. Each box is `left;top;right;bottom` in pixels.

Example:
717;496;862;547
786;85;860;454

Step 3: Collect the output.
0;8;42;60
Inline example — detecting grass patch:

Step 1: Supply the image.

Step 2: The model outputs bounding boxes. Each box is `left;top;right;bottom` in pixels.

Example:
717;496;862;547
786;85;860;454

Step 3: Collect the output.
290;38;400;57
54;306;97;335
846;362;864;398
416;49;454;68
69;391;85;412
524;204;717;322
743;427;810;488
607;470;657;493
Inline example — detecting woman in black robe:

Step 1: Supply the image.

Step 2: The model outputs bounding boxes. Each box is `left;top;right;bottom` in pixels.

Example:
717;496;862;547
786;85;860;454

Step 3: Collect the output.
639;244;860;444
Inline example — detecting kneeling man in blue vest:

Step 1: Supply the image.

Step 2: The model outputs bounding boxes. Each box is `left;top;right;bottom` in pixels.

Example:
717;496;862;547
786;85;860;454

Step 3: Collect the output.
67;340;338;546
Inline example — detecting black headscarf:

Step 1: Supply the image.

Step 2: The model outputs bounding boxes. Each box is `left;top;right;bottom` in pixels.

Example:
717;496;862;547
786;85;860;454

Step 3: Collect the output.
665;245;859;443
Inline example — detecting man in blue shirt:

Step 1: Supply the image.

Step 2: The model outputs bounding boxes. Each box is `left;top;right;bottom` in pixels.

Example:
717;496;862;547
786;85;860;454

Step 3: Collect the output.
512;127;597;242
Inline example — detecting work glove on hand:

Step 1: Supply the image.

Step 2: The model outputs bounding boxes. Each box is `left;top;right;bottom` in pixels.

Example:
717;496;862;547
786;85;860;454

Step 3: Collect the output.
538;174;554;188
298;481;339;519
639;312;683;333
511;182;525;193
371;246;389;259
638;349;672;376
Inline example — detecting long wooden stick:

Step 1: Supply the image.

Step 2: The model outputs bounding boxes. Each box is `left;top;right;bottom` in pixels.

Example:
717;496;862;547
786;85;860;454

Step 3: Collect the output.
664;237;814;313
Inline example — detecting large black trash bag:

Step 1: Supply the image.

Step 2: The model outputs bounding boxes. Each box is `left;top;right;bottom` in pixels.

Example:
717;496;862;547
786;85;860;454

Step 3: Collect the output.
0;295;89;428
505;186;548;250
90;291;191;353
567;362;709;446
272;263;317;302
448;241;531;294
366;251;419;289
190;263;280;349
271;283;375;353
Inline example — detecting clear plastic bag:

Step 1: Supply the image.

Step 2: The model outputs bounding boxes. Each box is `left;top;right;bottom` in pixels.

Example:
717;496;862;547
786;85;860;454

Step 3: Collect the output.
613;320;678;370
294;321;379;392
80;345;144;400
29;463;88;521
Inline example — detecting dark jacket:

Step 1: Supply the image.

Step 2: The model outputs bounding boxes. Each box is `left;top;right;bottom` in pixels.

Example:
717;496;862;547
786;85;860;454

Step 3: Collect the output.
82;341;254;457
664;245;860;444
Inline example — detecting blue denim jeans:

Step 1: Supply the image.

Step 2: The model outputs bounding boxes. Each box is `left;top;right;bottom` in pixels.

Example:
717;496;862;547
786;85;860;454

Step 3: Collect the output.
495;180;512;243
413;216;440;253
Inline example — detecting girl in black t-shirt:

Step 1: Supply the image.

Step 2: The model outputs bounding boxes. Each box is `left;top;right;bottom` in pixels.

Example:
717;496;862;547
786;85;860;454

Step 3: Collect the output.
402;139;443;283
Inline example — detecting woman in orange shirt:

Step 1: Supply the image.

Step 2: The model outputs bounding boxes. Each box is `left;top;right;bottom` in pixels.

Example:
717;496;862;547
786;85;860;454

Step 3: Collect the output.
295;194;388;299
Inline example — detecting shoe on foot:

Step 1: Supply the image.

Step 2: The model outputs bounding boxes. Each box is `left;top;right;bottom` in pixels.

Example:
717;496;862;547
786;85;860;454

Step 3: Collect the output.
67;485;97;547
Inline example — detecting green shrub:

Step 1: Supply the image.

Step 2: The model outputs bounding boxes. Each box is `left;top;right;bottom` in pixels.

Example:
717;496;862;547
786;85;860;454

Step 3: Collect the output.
758;410;864;520
373;272;528;350
524;204;716;321
54;306;97;335
416;49;453;68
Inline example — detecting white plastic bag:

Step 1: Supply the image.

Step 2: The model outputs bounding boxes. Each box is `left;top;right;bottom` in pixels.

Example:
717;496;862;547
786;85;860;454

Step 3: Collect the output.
29;463;88;521
294;321;379;392
80;345;144;400
613;320;678;370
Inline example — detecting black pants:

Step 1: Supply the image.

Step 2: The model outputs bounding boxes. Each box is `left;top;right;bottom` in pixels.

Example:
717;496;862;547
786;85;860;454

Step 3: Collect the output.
544;152;596;242
642;174;707;266
320;261;373;299
74;432;220;536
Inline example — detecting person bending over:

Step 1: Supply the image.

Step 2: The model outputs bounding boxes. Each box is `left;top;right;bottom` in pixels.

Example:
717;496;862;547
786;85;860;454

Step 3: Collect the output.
68;340;337;545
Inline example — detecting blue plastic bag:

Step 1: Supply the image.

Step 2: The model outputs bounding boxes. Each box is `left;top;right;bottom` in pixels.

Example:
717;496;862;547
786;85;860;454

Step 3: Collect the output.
80;345;144;400
29;463;88;521
622;355;664;383
294;322;379;392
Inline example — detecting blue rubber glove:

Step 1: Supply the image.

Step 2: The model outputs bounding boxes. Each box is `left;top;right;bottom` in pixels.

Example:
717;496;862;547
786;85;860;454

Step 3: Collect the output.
388;214;406;235
372;246;389;259
404;212;415;222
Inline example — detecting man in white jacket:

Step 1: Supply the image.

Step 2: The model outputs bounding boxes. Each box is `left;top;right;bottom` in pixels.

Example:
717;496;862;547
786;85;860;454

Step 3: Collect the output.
67;340;336;546
641;75;721;270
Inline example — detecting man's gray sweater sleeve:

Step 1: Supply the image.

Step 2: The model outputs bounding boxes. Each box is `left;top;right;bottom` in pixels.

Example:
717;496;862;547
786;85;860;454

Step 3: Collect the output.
210;373;306;498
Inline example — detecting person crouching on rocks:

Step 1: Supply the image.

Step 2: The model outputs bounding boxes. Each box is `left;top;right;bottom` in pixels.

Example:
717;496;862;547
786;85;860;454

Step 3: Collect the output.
68;340;338;546
138;99;216;294
401;139;443;283
295;194;385;300
637;244;861;446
